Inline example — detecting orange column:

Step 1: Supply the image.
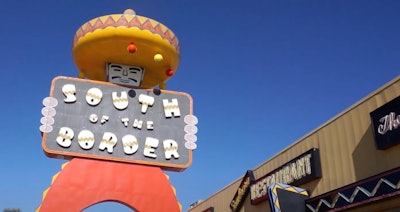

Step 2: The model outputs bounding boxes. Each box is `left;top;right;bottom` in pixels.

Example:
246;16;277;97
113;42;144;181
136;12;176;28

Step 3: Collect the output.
38;158;181;212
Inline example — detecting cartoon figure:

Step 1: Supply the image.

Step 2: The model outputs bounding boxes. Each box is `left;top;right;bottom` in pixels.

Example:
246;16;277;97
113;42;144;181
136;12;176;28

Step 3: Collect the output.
37;9;197;212
73;8;179;89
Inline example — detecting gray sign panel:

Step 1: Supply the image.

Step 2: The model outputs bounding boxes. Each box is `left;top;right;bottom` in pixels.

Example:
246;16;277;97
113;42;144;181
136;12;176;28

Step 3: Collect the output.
40;76;197;171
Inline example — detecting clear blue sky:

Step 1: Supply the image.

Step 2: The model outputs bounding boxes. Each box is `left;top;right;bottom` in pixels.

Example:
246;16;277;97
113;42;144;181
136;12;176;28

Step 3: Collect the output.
1;0;399;211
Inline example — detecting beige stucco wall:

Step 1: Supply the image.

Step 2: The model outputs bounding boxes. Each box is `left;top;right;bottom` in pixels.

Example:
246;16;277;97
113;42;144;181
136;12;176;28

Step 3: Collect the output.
188;76;400;212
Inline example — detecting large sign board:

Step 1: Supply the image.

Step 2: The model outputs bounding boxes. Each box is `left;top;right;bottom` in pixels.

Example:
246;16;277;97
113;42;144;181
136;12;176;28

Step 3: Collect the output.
40;76;198;171
370;95;400;150
250;148;321;204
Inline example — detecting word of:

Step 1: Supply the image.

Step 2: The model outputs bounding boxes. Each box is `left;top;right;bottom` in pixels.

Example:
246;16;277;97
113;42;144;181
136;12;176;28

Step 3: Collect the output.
89;114;109;124
88;114;154;130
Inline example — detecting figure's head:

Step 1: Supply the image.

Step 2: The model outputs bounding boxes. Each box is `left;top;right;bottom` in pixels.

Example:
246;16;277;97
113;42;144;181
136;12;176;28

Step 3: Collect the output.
107;63;145;87
72;9;180;89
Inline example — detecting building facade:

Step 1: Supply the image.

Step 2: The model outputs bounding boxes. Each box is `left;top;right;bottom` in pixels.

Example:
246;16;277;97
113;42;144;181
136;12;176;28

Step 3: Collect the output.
188;76;400;212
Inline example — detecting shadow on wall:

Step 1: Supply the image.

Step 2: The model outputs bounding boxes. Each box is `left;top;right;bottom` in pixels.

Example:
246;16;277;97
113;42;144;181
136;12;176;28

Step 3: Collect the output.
352;125;377;180
302;178;322;197
352;124;400;180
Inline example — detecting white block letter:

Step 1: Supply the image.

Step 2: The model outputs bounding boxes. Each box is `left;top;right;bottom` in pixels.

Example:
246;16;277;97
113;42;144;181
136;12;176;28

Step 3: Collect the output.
86;88;103;106
62;84;76;103
163;139;179;159
56;127;74;147
144;137;159;158
89;114;98;123
99;132;117;153
122;118;129;127
162;98;181;118
147;121;154;130
122;134;139;155
77;130;95;150
101;115;109;124
138;94;154;113
112;91;129;110
133;119;143;129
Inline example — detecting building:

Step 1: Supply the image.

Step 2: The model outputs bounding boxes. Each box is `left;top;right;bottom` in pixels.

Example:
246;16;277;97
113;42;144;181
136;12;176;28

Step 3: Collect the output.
188;76;400;212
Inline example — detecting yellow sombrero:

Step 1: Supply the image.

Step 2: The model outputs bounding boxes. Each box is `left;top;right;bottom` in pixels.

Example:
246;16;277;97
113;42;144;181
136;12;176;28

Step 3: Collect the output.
72;9;180;88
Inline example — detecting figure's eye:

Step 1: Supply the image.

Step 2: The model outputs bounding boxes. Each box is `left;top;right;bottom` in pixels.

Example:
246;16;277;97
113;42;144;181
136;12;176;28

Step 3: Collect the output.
110;65;123;72
129;68;141;74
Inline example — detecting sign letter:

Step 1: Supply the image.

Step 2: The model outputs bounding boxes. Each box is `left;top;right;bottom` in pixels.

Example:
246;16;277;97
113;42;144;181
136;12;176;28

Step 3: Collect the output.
122;134;139;155
112;91;129;110
99;132;117;153
86;88;103;106
144;137;159;158
77;130;95;150
138;94;154;113
56;127;74;147
62;84;76;103
162;98;181;118
163;139;179;159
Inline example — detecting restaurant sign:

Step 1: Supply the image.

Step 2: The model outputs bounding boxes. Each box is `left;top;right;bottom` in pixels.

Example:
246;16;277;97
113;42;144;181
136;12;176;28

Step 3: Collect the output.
370;95;400;150
250;148;321;204
230;170;255;212
40;76;198;171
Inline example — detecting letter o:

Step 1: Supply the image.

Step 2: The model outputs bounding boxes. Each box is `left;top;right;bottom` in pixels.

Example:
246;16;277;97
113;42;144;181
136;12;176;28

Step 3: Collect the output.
77;130;95;150
86;88;103;106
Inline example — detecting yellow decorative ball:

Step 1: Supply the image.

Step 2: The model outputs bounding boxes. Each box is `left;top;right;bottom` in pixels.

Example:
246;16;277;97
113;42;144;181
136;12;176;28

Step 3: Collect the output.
154;54;164;62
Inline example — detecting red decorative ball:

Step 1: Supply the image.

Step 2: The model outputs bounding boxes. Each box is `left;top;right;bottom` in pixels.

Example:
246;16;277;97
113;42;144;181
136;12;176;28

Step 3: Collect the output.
127;44;137;53
166;69;174;76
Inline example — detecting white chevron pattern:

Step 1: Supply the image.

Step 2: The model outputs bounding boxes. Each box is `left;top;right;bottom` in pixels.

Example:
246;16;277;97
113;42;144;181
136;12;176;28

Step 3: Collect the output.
306;178;400;212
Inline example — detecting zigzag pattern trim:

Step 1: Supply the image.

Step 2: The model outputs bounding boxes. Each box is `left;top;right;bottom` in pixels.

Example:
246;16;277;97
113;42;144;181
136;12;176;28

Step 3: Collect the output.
35;162;69;212
73;14;179;53
306;177;400;212
36;162;183;211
